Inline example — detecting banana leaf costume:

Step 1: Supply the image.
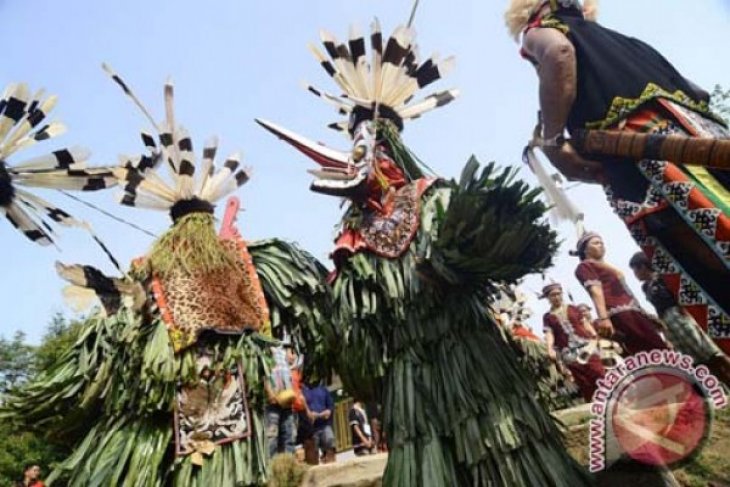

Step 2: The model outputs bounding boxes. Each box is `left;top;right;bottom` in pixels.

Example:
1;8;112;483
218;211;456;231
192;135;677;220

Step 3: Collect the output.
491;285;581;411
258;20;589;486
1;72;330;486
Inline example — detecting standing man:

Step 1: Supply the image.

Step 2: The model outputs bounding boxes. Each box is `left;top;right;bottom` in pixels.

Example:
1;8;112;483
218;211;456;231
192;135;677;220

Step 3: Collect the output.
302;382;336;464
265;345;297;457
507;0;730;354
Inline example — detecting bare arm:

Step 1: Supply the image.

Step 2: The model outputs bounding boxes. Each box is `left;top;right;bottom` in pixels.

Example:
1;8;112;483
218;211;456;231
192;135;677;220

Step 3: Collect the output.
523;27;577;138
583;319;599;338
523;28;605;184
587;285;614;337
353;424;370;446
544;329;557;360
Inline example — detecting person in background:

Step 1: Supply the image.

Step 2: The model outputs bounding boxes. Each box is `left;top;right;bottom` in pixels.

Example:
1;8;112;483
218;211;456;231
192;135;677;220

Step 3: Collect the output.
573;232;668;355
14;464;45;487
630;251;730;385
349;400;373;456
288;348;318;465
577;303;593;325
264;344;297;457
302;381;336;463
507;0;730;355
365;402;387;453
542;282;606;401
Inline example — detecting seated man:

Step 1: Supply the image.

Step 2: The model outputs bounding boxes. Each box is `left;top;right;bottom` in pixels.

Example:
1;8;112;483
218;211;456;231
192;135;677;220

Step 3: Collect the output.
302;382;336;463
349;400;373;456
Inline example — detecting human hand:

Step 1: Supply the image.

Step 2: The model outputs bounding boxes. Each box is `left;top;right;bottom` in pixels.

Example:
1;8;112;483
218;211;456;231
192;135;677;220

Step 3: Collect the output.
542;142;605;184
595;318;614;338
547;348;558;362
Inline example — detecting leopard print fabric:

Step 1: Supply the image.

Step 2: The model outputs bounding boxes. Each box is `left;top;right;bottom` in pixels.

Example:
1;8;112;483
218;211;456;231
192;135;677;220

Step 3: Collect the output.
151;239;268;352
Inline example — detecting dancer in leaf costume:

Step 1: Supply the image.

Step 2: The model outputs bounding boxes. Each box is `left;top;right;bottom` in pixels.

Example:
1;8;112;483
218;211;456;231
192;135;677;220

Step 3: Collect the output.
492;285;581;410
1;70;330;487
258;20;589;486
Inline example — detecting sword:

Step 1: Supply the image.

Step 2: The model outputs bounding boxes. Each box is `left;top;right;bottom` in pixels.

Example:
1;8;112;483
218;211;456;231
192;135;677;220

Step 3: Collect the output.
571;129;730;171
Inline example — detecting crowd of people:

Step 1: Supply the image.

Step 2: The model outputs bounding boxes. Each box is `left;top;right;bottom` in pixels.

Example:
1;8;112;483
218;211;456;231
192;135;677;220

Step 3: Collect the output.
264;342;388;464
264;344;337;464
2;0;728;484
536;232;730;403
505;0;730;420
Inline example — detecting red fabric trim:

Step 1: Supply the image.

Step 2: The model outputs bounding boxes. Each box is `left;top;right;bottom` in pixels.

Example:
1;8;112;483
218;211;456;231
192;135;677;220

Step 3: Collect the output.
512;324;541;342
331;178;437;261
624;202;670;225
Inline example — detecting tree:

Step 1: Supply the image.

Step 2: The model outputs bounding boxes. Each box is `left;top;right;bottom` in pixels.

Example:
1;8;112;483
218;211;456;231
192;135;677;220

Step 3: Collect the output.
0;421;68;486
0;331;36;394
34;313;83;372
0;315;80;486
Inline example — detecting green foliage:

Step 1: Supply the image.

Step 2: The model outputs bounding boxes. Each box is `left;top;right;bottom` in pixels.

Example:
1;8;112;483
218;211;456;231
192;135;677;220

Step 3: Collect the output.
431;157;559;288
0;420;69;486
711;84;730;124
2;307;271;486
329;157;585;485
0;315;80;486
0;331;36;394
267;453;308;487
34;313;83;374
250;238;335;383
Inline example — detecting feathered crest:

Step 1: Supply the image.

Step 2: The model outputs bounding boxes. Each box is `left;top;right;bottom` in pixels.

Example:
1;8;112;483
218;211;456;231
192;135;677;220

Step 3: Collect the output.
305;19;459;133
103;64;250;216
0;83;116;246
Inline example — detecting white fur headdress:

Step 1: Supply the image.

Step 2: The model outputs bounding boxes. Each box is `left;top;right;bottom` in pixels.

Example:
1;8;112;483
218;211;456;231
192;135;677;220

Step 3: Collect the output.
504;0;599;41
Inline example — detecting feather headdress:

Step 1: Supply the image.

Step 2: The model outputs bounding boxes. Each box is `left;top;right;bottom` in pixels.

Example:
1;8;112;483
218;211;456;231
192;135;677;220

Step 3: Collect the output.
0;83;116;246
304;20;459;134
256;20;458;195
103;64;250;220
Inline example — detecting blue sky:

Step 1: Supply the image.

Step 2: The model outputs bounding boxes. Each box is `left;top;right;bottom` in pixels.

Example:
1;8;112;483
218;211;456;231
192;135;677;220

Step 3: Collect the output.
1;0;728;342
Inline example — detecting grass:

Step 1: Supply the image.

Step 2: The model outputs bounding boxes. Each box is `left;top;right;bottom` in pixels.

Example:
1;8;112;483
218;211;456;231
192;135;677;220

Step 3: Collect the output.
564;405;730;486
267;454;309;487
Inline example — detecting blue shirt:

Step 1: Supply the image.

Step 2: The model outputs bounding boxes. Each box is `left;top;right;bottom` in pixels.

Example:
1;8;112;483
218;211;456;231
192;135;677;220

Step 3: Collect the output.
302;384;334;428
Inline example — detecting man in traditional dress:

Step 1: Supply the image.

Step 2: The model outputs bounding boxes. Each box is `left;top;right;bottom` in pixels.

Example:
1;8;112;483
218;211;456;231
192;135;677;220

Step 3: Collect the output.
259;18;589;486
1;71;331;486
507;0;730;354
